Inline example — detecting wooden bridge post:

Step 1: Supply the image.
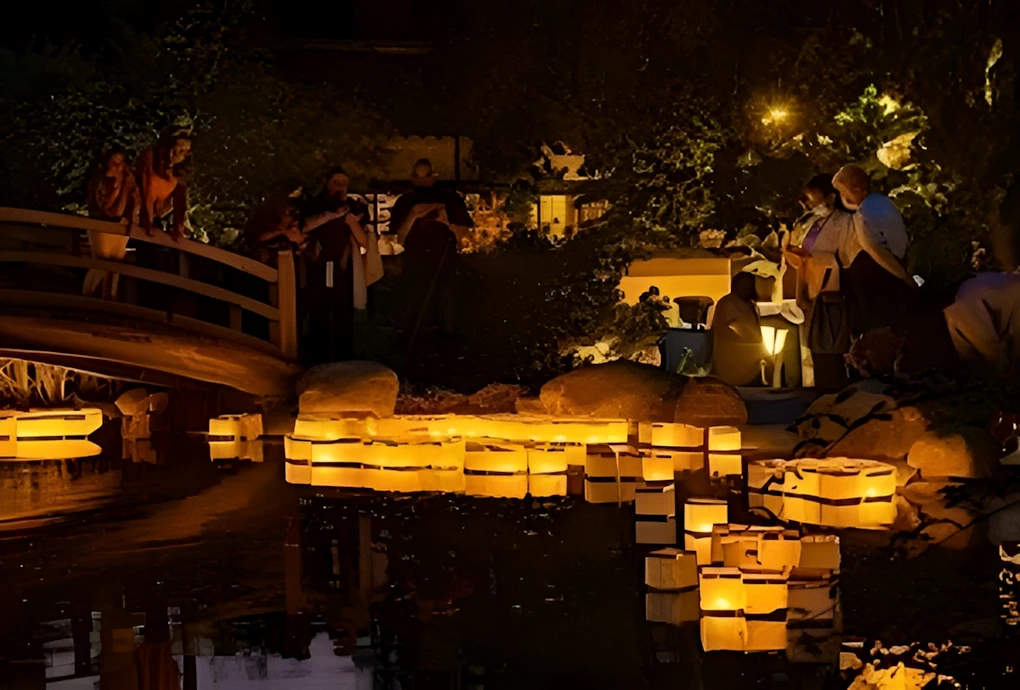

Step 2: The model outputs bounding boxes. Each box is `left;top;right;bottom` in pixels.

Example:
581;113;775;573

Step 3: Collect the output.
276;249;299;360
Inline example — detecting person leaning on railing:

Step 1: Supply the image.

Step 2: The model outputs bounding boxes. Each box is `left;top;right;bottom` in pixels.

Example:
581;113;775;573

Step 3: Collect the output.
84;146;141;300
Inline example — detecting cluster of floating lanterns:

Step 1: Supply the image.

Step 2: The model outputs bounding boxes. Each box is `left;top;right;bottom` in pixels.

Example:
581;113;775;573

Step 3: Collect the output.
208;413;266;462
0;409;103;460
645;512;841;655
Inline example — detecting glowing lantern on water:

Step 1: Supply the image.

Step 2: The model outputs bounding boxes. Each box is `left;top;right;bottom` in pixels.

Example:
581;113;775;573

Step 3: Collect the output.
651;449;702;472
743;574;788;614
363;468;425;493
700;614;748;652
209;413;263;441
465;442;528;473
465;473;528;499
528;473;567;497
646;589;700;625
699;567;745;612
650;423;704;449
642;451;675;482
644;548;698;590
209;439;264;462
708;426;741;452
744;618;788;652
757;530;804;574
707;453;743;478
1;409;104;460
285;459;312;485
527;443;581;474
684;499;729;564
585;447;642;478
293;414;376;440
584;478;637;504
421;469;467;494
311;463;364;489
636;482;675;518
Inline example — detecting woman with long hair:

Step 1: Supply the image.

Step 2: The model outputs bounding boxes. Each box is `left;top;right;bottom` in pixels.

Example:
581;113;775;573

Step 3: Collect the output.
84;146;140;299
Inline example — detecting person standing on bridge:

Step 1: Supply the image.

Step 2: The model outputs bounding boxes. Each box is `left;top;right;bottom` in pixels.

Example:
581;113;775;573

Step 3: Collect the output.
84;146;140;300
300;167;369;364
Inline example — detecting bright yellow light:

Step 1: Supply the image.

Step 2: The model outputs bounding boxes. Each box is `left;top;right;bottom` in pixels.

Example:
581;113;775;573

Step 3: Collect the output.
761;107;791;126
760;326;788;356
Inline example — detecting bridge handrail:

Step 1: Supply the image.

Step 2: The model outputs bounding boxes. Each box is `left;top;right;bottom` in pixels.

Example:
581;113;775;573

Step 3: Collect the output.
0;207;277;283
0;207;299;360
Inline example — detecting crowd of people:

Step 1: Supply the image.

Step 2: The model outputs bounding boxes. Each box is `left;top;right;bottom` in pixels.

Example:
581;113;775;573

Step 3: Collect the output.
713;163;1020;389
84;129;473;366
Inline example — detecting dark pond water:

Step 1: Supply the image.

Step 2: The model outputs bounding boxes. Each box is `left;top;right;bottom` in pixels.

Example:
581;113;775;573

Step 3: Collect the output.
0;433;1016;689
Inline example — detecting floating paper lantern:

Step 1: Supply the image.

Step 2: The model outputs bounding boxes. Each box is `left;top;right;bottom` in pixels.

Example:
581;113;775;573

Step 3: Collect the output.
421;469;467;494
13;439;102;460
636;482;675;517
700;615;748;652
209;439;264;462
745;617;788;652
309;438;465;470
699;567;745;612
465;473;528;499
707;453;743;478
528;473;567;497
285;459;311;485
644;548;698;590
465;442;528;473
684;498;729;534
5;409;103;439
585;448;643;479
649;449;702;472
293;415;376;441
363;468;425;493
584;478;637;504
650;423;704;449
209;413;263;441
743;574;788;614
707;426;741;452
637;422;653;445
684;499;729;564
637;516;677;545
757;531;804;574
310;463;364;489
527;443;582;474
642;451;675;482
646;589;700;625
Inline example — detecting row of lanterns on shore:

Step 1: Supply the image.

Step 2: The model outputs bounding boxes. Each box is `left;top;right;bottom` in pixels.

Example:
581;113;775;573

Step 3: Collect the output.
0;409;103;460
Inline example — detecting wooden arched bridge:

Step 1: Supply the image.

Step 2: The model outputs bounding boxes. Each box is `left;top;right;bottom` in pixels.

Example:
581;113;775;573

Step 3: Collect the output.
0;208;302;396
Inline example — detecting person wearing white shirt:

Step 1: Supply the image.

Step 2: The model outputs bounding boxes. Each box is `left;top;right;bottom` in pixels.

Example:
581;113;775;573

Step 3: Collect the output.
832;165;915;336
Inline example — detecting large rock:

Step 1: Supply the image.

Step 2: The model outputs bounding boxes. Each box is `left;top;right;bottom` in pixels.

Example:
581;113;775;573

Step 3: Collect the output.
795;384;895;443
297;361;399;417
824;406;929;461
671;376;747;427
907;427;1000;479
538;361;746;425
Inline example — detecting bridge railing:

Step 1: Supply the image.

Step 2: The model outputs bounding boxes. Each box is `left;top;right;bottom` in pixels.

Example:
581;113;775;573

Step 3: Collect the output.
0;207;298;360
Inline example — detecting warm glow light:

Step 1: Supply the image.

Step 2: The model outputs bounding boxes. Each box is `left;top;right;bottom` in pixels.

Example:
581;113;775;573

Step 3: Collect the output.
760;326;789;357
699;567;745;611
209;413;263;441
684;498;729;535
1;409;104;460
650;423;704;449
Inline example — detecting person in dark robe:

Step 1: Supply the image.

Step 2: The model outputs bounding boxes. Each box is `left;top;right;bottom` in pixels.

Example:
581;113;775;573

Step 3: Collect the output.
300;167;368;364
389;159;473;336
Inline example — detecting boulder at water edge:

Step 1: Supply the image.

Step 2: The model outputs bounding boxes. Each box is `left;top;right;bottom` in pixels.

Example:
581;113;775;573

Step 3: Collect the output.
538;361;746;425
824;406;929;461
297;361;399;417
907;426;1000;480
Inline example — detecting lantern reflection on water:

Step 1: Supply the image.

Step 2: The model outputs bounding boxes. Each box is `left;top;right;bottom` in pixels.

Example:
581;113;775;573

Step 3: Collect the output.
646;589;700;625
209;439;264;462
465;442;528;473
700;615;748;652
208;413;263;441
1;409;104;460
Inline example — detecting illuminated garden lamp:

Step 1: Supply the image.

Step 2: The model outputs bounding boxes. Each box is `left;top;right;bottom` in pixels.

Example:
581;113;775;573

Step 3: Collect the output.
760;325;789;388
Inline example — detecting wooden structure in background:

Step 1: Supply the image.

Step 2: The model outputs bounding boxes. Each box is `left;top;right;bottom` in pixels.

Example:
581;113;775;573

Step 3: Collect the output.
0;208;301;396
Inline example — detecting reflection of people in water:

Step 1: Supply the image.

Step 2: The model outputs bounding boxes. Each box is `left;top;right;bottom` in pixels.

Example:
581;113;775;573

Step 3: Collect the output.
390;159;474;335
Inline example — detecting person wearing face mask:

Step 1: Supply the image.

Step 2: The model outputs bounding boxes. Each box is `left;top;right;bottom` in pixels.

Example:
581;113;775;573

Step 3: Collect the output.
784;174;857;390
831;164;915;337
